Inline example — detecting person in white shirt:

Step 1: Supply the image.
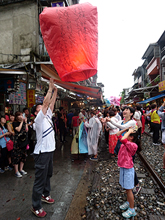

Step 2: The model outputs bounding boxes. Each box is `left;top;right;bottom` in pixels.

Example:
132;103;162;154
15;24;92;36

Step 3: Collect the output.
106;110;119;156
31;78;57;218
113;107;122;121
106;106;136;155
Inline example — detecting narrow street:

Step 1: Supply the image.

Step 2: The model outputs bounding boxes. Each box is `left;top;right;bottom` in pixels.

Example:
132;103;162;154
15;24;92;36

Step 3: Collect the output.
0;136;95;220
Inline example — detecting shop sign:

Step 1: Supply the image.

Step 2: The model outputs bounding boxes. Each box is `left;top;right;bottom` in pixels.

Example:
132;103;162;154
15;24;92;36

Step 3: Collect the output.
159;80;165;92
144;92;150;99
9;82;26;105
133;97;140;102
27;90;35;108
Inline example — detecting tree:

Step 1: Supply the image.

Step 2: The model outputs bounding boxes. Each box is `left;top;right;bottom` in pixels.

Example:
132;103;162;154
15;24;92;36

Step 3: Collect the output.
120;90;125;104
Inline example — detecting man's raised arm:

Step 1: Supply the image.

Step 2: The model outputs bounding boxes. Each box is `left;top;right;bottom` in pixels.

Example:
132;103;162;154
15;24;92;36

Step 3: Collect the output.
49;84;58;113
42;78;54;115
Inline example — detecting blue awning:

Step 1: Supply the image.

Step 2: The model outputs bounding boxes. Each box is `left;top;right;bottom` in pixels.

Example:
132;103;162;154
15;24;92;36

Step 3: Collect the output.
138;93;165;104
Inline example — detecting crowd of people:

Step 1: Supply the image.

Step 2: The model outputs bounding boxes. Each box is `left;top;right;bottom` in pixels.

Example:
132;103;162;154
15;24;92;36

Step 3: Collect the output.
1;83;165;218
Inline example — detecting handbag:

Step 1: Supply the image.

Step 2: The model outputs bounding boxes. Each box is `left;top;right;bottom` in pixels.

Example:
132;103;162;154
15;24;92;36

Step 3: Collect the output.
1;129;13;151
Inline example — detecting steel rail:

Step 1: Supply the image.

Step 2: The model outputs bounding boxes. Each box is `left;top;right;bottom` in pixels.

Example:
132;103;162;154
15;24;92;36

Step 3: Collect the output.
138;131;165;195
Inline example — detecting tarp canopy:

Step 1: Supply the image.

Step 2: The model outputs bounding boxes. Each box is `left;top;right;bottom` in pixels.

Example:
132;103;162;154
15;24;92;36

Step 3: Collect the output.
138;93;165;104
39;3;98;82
41;64;101;99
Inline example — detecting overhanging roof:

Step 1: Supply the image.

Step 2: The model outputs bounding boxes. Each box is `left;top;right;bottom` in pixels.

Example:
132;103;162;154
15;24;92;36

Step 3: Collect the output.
128;84;158;96
41;64;102;99
157;30;165;44
142;43;157;59
138;92;165;104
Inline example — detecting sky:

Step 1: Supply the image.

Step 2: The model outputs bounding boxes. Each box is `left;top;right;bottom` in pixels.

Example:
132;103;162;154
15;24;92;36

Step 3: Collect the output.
79;0;165;99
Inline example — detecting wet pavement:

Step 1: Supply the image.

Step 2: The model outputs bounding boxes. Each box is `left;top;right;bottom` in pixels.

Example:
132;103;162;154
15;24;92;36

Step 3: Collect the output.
0;136;91;220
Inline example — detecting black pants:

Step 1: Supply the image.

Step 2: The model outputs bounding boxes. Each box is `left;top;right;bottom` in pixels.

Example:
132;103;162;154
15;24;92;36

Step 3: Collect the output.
59;126;66;142
0;147;8;169
105;130;109;144
138;127;141;139
151;122;160;143
32;151;54;210
114;139;121;155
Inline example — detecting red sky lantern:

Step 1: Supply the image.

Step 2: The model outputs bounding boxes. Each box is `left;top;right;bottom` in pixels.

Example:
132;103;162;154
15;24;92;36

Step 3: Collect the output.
39;3;98;82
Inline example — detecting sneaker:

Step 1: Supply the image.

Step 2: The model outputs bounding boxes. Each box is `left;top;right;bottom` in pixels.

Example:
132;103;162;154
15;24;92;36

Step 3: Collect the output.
90;156;98;161
41;195;55;204
122;208;137;218
5;166;9;171
0;168;5;173
31;207;47;218
20;170;27;175
15;171;22;178
153;142;160;146
5;166;13;171
119;201;130;210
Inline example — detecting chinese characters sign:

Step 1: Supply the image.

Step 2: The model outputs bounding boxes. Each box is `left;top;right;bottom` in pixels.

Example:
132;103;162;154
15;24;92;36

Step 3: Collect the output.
27;90;35;108
159;80;165;92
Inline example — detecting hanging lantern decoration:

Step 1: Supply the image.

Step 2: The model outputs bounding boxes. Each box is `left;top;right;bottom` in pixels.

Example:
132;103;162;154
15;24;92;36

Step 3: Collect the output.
39;3;98;82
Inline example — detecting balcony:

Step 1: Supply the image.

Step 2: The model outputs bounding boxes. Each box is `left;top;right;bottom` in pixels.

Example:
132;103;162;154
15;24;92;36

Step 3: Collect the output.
146;57;160;75
161;46;165;58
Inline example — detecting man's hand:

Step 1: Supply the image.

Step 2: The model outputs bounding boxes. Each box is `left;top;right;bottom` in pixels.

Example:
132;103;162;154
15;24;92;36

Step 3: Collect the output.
49;78;54;91
52;84;57;93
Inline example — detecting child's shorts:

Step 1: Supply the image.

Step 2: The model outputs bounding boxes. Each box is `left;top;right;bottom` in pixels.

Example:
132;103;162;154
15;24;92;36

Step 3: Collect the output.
119;167;134;189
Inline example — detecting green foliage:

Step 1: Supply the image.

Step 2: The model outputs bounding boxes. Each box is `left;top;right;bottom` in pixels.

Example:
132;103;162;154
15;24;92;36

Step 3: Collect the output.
154;75;160;83
120;90;125;104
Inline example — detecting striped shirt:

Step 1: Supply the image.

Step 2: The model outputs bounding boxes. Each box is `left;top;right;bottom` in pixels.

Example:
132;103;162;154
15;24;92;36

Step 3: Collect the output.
33;108;55;154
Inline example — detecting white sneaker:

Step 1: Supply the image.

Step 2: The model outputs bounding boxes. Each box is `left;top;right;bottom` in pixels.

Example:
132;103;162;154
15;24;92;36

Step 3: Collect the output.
15;171;22;178
20;170;27;175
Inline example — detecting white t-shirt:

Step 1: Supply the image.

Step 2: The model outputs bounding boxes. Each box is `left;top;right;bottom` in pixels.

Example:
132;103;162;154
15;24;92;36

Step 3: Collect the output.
33;107;55;154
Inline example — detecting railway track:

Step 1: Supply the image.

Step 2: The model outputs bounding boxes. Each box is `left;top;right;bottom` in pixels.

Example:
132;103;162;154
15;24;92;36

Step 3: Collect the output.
139;131;165;196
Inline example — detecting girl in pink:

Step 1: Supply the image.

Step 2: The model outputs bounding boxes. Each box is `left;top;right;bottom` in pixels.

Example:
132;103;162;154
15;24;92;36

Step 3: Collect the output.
116;127;140;218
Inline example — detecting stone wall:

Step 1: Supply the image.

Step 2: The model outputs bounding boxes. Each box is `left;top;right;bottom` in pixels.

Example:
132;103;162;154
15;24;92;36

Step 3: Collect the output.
0;1;39;64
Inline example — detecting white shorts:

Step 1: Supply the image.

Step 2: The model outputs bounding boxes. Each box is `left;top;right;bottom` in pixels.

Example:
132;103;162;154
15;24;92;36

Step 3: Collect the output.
162;130;165;144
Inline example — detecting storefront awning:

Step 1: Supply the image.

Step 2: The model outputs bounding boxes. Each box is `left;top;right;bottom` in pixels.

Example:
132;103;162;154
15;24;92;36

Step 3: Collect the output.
41;64;102;99
138;93;165;104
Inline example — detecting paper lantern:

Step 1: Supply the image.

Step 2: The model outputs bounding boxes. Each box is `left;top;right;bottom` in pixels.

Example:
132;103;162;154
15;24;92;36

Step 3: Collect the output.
39;3;98;82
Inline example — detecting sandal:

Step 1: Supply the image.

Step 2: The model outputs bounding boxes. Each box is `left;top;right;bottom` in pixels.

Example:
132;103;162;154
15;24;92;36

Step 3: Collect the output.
122;208;137;218
119;201;129;210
